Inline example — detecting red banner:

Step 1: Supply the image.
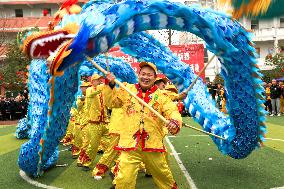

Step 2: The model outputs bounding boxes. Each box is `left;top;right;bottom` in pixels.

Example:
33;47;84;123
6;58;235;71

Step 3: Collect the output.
108;44;204;80
169;44;204;80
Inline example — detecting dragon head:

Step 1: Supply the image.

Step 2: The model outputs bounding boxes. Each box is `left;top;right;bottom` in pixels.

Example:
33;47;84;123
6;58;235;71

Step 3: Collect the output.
22;23;78;59
20;0;85;76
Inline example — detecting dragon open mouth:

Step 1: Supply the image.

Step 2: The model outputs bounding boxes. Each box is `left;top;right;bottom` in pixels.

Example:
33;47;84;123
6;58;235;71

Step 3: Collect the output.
23;30;75;59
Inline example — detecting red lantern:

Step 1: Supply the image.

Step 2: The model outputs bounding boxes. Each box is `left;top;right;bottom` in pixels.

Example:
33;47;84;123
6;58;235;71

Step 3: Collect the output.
43;9;49;16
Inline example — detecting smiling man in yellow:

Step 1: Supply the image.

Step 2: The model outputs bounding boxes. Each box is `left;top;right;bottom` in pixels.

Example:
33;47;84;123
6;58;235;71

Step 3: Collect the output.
107;62;182;189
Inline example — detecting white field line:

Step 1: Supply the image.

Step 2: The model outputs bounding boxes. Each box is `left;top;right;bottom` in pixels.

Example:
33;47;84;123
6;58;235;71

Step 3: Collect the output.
19;170;62;189
19;148;69;188
59;148;70;152
166;137;198;189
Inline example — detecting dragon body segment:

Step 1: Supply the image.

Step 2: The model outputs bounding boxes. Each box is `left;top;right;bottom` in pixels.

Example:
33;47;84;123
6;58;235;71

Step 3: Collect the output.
18;0;266;177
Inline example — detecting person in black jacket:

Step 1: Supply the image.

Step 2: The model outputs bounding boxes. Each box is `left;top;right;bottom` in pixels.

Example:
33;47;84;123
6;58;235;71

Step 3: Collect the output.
0;97;5;120
207;82;217;101
270;79;282;116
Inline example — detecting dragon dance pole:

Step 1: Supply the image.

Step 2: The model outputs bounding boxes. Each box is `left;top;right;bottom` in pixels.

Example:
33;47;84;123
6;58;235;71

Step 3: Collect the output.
184;55;216;94
85;55;226;140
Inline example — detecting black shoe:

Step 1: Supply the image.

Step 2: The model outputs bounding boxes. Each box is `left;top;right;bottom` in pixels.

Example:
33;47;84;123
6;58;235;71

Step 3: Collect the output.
82;166;91;171
145;173;152;178
77;163;82;167
72;155;78;159
97;150;104;154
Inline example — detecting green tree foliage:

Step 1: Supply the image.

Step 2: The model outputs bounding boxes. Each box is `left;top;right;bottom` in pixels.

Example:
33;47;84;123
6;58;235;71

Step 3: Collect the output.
264;53;284;81
0;40;30;94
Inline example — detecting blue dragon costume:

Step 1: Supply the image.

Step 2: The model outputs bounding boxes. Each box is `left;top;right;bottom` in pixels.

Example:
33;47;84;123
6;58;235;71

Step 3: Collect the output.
18;0;266;177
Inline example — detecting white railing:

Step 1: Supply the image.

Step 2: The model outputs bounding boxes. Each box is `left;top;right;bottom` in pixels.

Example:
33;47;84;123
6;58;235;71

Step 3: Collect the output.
252;27;284;41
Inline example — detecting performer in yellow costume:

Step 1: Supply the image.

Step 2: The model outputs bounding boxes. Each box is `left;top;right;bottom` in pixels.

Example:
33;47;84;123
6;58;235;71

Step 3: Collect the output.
164;84;187;102
154;77;168;90
107;62;182;189
220;88;227;113
72;81;91;159
155;77;186;101
165;85;187;115
78;73;113;171
92;107;123;179
61;108;77;146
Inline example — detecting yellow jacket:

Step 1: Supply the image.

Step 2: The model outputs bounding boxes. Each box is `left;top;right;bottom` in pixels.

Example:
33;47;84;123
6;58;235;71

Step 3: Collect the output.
75;96;89;126
85;84;112;123
70;107;78;121
108;108;123;135
111;83;182;152
162;90;179;101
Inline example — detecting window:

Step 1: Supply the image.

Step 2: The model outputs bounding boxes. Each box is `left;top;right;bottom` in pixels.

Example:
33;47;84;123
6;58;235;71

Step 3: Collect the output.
15;9;23;17
280;18;284;28
251;19;259;30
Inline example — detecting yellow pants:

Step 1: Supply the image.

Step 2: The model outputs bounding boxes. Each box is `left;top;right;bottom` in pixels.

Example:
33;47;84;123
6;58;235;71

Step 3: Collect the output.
280;98;284;113
92;135;120;177
82;122;109;167
144;148;169;176
77;123;90;164
221;99;226;113
72;123;82;156
114;143;177;189
98;132;111;152
62;119;75;145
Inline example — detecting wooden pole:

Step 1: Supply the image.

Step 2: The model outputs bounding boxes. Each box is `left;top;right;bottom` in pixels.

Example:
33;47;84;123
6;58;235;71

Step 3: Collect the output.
85;55;225;140
184;55;216;94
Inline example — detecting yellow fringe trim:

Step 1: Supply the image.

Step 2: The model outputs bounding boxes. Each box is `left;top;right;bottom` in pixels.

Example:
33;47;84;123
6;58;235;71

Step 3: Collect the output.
218;0;272;18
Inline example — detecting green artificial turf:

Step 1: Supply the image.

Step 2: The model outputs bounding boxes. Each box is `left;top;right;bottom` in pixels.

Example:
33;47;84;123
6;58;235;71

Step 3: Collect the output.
0;149;38;189
170;117;284;189
0;126;190;189
0;125;17;136
0;116;283;189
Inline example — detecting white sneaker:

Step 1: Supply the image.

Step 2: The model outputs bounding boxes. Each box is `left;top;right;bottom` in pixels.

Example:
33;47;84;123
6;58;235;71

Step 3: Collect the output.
270;114;274;117
277;113;281;116
94;176;103;180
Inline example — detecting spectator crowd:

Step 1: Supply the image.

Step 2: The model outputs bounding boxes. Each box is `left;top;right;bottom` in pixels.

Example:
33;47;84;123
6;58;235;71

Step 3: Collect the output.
1;80;283;121
264;79;284;116
0;89;29;121
207;82;227;113
207;79;284;116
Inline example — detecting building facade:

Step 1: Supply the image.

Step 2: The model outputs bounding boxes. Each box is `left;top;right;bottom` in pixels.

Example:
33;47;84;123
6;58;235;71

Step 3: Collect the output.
0;0;283;95
0;0;88;96
240;17;284;70
151;0;284;81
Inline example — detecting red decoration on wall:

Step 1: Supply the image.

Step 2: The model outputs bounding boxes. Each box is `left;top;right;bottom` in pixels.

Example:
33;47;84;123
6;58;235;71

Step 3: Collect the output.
43;9;49;16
